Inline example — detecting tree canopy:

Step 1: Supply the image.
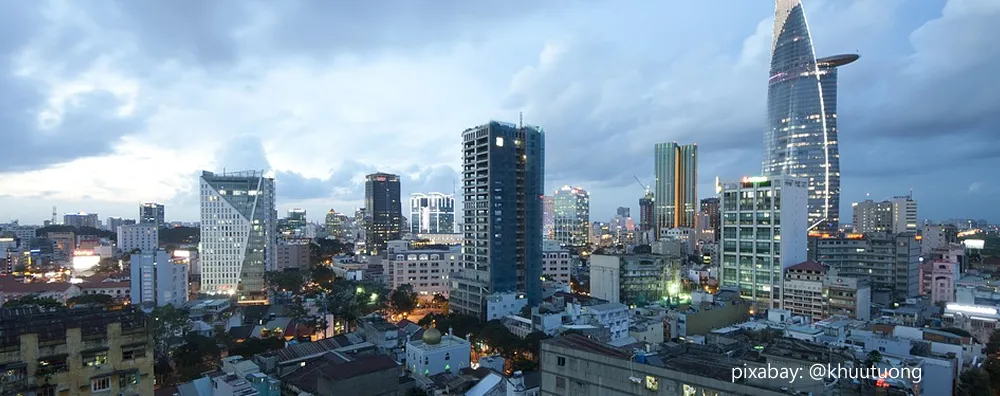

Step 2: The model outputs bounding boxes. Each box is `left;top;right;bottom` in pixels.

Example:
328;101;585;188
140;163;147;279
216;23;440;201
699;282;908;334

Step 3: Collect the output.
390;284;419;314
958;368;993;396
988;329;1000;355
267;270;305;292
159;226;200;245
66;294;115;307
35;225;115;240
3;295;64;310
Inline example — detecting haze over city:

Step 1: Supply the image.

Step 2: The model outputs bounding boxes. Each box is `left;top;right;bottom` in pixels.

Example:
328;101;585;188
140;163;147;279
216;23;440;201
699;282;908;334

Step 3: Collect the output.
0;0;997;223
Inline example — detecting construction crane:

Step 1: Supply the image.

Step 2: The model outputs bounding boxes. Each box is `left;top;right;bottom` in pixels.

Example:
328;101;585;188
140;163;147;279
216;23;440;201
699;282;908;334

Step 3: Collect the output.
633;176;653;198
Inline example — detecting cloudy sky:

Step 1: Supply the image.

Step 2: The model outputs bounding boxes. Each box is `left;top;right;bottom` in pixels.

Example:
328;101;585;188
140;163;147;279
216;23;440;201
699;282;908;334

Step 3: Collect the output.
0;0;997;225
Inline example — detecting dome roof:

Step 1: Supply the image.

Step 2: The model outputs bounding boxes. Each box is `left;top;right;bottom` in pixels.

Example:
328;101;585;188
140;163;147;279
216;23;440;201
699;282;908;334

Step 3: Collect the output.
423;327;442;345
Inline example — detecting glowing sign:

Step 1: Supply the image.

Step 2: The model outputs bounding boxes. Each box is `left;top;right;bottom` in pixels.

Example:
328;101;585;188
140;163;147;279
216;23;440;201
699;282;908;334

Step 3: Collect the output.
173;250;192;258
964;239;985;250
741;176;768;183
845;233;864;240
72;255;101;271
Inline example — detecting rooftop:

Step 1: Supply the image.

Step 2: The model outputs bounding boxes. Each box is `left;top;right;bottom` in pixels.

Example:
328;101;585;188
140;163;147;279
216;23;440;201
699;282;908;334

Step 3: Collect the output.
786;260;827;273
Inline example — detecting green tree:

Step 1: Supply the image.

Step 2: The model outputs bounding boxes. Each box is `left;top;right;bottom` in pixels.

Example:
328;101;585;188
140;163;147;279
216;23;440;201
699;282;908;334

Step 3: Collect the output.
266;270;304;292
476;320;520;358
151;305;190;358
325;280;386;330
864;350;883;367
311;266;335;289
173;333;220;382
983;357;1000;392
521;331;551;355
987;329;1000;355
66;294;115;307
390;284;418;314
957;368;993;396
92;257;121;275
3;295;64;310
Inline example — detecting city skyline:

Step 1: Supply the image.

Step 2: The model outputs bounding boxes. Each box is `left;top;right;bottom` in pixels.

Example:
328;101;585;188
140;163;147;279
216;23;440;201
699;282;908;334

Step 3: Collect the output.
0;1;998;224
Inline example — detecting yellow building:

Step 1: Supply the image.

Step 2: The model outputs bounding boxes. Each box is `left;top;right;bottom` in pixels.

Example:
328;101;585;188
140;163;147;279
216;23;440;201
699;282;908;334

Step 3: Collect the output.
0;306;154;395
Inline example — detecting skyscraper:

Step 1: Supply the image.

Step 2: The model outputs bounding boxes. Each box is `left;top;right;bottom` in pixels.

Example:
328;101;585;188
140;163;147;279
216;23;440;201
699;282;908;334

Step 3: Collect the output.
451;121;544;318
653;143;698;234
139;203;165;227
364;172;402;255
764;0;858;231
199;170;276;302
542;195;555;240
553;185;590;247
409;192;456;234
852;194;918;234
325;209;348;240
700;197;721;241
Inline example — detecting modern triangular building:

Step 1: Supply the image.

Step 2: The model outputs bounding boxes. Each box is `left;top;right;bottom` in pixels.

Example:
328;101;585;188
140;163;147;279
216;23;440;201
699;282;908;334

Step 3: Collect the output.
763;0;858;232
199;170;276;303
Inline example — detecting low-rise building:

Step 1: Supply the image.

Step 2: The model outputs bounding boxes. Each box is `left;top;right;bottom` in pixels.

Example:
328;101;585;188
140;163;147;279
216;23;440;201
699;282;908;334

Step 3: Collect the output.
280;352;401;396
275;238;311;271
919;260;958;303
942;303;999;344
542;240;572;284
385;241;460;299
405;327;470;381
0;306;154;396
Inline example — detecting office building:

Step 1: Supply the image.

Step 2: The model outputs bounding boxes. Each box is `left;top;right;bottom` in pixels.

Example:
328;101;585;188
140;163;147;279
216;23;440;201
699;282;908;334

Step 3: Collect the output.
324;209;348;240
386;240;460;298
364;172;402;255
105;217;135;232
63;212;99;228
763;0;858;232
852;194;918;234
451;121;544;318
542;240;572;285
553;185;590;247
719;176;809;309
590;253;680;305
782;261;872;322
139;202;165;227
409;192;456;234
653;142;697;233
199;170;276;302
117;223;158;253
275;238;311;271
542;195;555;240
0;306;154;395
130;249;188;309
809;232;920;302
700;197;720;241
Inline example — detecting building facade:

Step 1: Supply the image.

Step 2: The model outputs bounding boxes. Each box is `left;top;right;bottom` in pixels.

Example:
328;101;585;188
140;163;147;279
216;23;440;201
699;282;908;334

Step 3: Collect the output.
589;254;679;306
63;212;99;228
117;223;158;253
451;121;545;318
324;209;349;240
719;176;809;309
275;238;311;271
386;241;460;298
542;240;572;285
653;143;697;233
409;193;455;234
553;185;590;247
106;217;136;233
139;202;165;227
364;173;402;255
0;306;154;396
763;0;858;232
809;232;920;302
852;194;918;234
130;249;188;309
542;195;555;240
638;193;654;234
699;197;720;242
199;170;276;302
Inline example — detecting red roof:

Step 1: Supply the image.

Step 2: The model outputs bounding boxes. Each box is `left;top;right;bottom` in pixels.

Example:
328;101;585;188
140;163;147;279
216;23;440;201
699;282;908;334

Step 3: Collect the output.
0;278;76;294
785;260;828;273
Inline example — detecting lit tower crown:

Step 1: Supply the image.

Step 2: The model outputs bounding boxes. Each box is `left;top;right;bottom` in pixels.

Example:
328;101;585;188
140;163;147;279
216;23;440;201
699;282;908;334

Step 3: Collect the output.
764;0;858;232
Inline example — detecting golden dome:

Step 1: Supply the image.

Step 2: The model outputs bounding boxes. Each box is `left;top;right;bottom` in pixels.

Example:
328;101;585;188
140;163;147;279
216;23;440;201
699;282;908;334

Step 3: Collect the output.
423;327;442;345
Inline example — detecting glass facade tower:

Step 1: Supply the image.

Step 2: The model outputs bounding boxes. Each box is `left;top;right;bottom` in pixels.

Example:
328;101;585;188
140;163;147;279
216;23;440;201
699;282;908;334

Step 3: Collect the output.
199;170;276;303
764;0;858;232
653;143;698;234
365;173;403;255
553;185;590;247
451;121;545;318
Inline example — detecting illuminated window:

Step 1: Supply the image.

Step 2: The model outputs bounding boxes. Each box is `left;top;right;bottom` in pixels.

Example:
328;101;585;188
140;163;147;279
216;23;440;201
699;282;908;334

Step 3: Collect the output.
645;376;659;391
495;137;504;147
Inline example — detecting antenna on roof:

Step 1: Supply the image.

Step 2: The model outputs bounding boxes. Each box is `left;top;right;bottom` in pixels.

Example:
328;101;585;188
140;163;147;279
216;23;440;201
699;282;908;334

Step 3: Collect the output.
519;112;523;129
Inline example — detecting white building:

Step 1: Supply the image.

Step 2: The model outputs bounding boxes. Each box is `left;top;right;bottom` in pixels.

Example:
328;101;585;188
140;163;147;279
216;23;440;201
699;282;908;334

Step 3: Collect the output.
386;240;460;298
405;327;470;380
117;223;158;253
486;292;528;321
719;176;808;309
541;240;571;284
851;194;917;234
581;303;630;341
130;249;189;310
409;192;456;234
199;170;276;302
